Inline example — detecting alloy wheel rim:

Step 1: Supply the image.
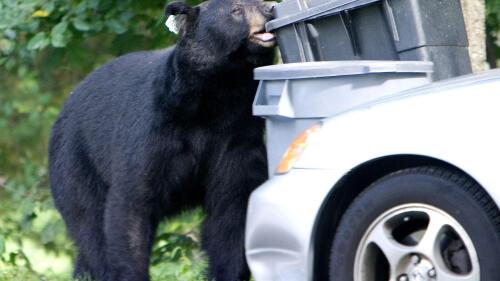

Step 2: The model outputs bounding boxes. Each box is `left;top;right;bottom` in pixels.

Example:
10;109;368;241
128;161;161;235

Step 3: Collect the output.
353;203;480;281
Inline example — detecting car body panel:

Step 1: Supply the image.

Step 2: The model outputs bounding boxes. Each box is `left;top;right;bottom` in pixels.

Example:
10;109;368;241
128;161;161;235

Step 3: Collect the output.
297;70;500;203
245;69;500;281
246;169;344;281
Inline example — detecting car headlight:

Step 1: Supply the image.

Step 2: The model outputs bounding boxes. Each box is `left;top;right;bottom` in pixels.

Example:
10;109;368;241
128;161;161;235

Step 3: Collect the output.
276;123;322;174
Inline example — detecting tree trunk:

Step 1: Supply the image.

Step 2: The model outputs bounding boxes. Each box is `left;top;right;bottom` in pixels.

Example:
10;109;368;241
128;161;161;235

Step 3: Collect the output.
460;0;487;72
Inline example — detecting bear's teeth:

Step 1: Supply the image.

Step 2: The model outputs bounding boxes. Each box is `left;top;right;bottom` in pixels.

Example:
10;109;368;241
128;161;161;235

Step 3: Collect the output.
254;33;275;42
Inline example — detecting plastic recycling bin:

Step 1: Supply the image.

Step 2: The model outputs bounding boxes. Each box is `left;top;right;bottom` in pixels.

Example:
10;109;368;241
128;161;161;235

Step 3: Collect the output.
267;0;471;81
253;60;433;175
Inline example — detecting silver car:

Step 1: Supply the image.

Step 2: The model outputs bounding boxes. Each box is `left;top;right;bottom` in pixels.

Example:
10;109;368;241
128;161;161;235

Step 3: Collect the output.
245;69;500;281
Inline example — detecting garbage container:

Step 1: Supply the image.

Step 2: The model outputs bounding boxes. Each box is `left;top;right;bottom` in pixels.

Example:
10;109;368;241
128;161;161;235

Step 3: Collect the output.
253;60;433;175
267;0;471;81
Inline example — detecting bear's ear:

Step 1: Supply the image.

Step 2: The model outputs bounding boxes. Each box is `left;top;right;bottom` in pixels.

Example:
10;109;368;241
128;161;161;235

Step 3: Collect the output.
165;2;199;19
165;2;200;35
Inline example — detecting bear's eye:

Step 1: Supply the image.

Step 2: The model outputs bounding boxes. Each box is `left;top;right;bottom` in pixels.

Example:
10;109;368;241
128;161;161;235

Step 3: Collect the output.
231;5;243;15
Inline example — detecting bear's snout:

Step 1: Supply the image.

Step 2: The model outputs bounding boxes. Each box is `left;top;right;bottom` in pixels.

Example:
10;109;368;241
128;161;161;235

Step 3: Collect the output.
246;2;277;47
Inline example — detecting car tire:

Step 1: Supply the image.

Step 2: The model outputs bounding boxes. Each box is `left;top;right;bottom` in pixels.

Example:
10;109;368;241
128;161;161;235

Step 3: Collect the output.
329;167;500;281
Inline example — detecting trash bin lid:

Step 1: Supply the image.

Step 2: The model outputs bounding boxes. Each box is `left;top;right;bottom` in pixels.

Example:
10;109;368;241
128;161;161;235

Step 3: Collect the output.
267;0;379;31
254;61;434;80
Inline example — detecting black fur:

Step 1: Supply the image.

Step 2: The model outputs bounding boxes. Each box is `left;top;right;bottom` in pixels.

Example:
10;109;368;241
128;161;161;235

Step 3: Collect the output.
48;0;275;280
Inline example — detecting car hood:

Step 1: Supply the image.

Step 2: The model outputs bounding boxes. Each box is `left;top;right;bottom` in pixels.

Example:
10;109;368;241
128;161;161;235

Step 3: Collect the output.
333;68;500;116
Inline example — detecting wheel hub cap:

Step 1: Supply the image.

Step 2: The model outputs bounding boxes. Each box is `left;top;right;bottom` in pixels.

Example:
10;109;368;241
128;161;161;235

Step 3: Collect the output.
406;256;434;281
353;203;480;281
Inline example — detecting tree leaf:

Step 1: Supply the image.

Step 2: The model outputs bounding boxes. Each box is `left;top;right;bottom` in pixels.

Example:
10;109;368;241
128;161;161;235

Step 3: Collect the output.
0;236;5;255
88;0;100;10
27;32;49;50
4;29;16;40
32;10;49;18
0;39;15;54
73;17;91;31
170;246;182;261
51;21;71;48
40;223;57;244
90;20;104;32
106;19;127;34
51;21;68;37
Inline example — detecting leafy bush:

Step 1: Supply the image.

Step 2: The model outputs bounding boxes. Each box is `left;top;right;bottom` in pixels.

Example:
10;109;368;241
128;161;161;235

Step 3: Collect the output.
488;0;500;65
0;0;206;280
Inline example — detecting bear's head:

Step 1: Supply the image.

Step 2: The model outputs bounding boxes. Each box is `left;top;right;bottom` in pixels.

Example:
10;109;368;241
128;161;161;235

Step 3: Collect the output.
166;0;276;68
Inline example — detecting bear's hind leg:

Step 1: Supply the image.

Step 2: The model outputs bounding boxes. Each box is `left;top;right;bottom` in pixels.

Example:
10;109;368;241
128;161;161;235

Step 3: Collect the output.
69;205;109;281
50;144;110;281
103;180;160;281
202;206;251;281
74;253;95;281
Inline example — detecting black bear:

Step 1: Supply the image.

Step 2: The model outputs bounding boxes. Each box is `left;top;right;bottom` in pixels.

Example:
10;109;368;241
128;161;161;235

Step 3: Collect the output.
48;0;275;280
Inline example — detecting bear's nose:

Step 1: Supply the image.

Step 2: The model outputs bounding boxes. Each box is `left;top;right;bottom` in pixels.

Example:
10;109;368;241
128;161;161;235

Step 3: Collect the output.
263;1;277;19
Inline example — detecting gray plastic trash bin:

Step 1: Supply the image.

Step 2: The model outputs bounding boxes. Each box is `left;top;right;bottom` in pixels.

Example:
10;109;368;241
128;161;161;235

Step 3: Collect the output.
253;61;433;175
267;0;471;81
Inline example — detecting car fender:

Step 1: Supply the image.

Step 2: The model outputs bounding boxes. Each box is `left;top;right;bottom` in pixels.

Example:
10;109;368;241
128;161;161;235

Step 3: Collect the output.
296;74;500;205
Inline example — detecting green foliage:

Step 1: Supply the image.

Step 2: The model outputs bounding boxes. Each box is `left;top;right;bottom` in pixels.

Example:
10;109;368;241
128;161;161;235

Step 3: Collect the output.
0;0;206;280
487;0;500;30
150;210;207;281
0;0;178;69
487;0;500;59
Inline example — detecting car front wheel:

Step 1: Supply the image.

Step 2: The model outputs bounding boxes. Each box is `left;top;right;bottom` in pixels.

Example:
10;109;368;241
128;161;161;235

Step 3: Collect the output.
329;167;500;281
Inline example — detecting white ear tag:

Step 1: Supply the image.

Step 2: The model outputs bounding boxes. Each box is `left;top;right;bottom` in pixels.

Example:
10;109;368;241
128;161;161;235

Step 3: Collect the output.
166;15;180;34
